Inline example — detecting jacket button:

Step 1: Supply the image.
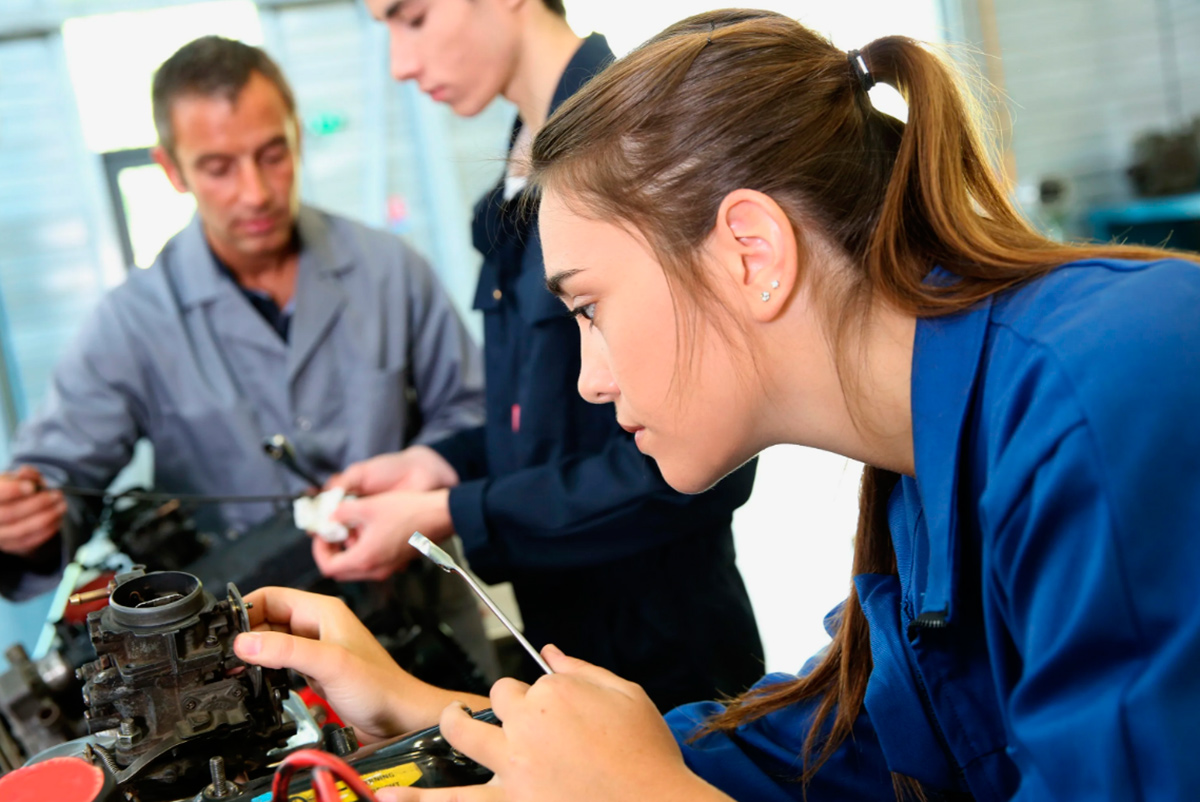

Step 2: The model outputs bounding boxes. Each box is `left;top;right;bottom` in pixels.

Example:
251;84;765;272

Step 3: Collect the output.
492;288;502;300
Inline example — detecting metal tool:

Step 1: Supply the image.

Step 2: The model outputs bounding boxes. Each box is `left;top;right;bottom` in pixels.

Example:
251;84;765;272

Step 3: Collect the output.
262;434;323;488
409;532;553;675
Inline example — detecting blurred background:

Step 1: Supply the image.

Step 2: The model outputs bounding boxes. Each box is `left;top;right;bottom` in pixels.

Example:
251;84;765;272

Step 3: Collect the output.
0;0;1196;677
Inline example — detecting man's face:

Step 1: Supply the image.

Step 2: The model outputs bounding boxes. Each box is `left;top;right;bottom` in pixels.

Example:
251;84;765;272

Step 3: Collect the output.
154;71;301;263
365;0;519;118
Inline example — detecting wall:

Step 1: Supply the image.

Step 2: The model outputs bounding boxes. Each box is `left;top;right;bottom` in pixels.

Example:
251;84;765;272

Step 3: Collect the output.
950;0;1200;234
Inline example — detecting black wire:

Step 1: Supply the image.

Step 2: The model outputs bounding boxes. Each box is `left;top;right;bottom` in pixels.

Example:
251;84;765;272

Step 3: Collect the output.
48;484;303;506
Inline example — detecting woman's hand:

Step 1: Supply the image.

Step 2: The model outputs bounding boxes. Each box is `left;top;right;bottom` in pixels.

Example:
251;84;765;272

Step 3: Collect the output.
378;646;729;802
233;587;488;742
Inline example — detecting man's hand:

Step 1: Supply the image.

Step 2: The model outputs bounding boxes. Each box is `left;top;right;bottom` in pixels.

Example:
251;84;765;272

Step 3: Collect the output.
376;646;728;802
311;489;454;582
0;466;67;557
326;446;459;496
233;587;487;742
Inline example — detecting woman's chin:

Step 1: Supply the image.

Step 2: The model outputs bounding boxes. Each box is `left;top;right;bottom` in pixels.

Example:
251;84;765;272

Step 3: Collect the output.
658;460;724;496
658;448;759;496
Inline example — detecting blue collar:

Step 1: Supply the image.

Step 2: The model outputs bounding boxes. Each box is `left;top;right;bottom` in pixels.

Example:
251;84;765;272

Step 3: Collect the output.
507;33;613;149
550;33;614;115
910;273;994;623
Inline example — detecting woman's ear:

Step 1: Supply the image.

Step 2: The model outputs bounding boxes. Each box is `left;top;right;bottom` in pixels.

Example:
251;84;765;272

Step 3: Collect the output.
710;189;798;321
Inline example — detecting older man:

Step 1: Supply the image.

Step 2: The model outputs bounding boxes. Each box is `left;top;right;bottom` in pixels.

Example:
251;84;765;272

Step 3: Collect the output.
0;36;493;678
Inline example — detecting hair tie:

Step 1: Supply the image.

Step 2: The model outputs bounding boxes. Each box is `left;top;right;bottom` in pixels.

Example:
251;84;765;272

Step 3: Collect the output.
706;21;716;45
846;49;875;92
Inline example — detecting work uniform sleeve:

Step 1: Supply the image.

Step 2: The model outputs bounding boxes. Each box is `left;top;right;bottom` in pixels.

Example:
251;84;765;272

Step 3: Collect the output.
428;425;488;482
1;294;150;600
978;323;1200;799
666;659;894;801
400;245;486;448
443;429;755;582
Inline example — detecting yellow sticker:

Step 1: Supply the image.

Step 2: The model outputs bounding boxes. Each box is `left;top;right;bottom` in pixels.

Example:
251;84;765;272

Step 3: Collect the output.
278;762;424;801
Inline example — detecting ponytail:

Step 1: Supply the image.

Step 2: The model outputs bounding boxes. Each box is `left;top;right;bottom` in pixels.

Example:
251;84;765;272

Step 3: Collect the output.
699;467;900;785
858;35;1181;316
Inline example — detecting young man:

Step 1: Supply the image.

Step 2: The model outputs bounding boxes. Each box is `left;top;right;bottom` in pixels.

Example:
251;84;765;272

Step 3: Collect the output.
320;0;764;710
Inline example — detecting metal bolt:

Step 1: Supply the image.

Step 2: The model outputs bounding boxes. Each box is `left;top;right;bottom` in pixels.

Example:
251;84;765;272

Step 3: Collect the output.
185;698;198;710
118;719;136;739
327;726;358;757
209;756;230;798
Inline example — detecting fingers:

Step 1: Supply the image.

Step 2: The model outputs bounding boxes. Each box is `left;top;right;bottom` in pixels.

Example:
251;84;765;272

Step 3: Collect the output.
540;644;630;688
241;586;348;641
0;487;63;524
0;504;66;554
0;490;66;554
330;496;369;527
325;464;362;493
312;514;413;582
485;677;531;726
437;702;511;772
311;537;346;577
234;629;347;678
0;466;42;501
312;534;378;582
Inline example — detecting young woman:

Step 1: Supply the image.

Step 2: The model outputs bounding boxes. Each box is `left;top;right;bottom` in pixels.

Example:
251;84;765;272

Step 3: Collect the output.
235;8;1200;800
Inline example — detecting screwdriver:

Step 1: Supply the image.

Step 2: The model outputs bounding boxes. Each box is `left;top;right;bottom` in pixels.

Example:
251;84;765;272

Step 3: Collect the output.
409;532;553;675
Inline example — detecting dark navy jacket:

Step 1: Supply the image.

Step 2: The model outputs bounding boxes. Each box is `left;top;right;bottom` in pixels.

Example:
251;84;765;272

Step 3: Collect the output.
430;34;762;709
667;259;1200;799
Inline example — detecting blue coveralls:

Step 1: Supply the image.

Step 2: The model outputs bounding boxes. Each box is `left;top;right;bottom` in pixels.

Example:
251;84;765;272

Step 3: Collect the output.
668;259;1200;799
429;34;763;711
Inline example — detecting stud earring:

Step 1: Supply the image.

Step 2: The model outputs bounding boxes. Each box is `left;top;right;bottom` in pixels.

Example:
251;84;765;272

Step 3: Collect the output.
770;280;780;289
761;291;771;302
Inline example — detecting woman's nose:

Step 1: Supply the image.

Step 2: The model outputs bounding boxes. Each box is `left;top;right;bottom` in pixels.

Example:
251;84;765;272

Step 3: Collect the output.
577;332;619;404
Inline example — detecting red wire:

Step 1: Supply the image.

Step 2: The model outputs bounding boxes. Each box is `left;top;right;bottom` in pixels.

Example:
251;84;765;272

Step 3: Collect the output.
271;748;380;802
312;767;341;802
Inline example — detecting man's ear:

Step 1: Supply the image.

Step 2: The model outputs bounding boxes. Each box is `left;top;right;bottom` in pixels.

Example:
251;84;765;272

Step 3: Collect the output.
151;146;189;194
709;189;798;321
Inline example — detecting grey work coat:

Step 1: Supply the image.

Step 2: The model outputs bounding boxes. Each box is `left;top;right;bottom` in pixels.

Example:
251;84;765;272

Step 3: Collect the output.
3;206;484;599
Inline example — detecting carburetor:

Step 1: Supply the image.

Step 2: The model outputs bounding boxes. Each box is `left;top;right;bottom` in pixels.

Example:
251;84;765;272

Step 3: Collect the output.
75;569;294;797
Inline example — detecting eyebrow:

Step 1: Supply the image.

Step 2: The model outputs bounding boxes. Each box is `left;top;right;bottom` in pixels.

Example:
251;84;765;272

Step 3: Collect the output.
255;135;289;156
545;268;585;298
382;0;407;20
191;135;288;170
193;153;232;171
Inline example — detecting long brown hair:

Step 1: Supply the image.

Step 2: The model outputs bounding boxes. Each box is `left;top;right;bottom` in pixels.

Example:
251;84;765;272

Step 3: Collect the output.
530;7;1197;790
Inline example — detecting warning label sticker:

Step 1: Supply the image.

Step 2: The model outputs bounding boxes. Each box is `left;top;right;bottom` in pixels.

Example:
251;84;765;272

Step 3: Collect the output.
251;762;424;801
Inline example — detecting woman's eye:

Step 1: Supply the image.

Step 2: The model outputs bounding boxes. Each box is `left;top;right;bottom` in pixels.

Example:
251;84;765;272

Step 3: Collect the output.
571;303;597;322
406;12;426;28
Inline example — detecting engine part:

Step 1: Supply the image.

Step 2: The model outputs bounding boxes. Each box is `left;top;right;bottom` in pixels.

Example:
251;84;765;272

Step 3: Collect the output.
14;568;495;801
75;569;295;799
107;494;207;573
199;709;498;800
0;643;87;768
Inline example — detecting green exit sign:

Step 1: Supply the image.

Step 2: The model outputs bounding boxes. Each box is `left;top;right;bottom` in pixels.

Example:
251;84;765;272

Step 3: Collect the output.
307;112;348;137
